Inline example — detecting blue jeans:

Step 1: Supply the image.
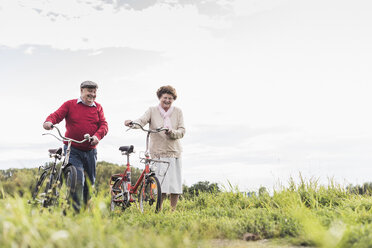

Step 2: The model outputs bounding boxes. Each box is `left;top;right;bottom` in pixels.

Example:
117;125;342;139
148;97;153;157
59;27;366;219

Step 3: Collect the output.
64;145;97;211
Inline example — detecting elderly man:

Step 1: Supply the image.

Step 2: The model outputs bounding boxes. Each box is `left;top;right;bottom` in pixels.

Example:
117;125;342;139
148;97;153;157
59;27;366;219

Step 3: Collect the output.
43;81;108;211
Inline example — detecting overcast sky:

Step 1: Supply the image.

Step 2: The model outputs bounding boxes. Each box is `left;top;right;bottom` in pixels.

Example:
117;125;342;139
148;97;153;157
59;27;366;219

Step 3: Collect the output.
1;0;372;191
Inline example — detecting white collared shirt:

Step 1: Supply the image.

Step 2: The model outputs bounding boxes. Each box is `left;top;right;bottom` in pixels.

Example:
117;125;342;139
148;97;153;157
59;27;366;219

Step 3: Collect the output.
77;97;96;107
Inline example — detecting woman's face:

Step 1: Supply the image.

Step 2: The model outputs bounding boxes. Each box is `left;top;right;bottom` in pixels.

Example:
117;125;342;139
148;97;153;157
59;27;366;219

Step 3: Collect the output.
159;93;174;110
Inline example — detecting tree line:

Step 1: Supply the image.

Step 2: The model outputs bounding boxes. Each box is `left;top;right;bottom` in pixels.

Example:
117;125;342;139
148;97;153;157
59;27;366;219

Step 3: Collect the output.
1;161;371;198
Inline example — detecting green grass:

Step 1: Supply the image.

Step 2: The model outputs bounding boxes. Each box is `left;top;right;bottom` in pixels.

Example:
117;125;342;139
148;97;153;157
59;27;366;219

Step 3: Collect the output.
0;179;371;248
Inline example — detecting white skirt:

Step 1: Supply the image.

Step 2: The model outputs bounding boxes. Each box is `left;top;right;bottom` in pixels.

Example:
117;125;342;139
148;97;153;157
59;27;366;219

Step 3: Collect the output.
155;157;182;194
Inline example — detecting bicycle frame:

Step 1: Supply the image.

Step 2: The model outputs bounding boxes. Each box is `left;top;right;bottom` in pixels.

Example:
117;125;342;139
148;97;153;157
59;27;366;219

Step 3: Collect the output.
48;139;76;193
110;122;169;208
109;140;154;204
43;127;89;181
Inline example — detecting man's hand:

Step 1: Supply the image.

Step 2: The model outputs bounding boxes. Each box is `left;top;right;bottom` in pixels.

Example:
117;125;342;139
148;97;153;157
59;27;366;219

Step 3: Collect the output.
90;136;99;146
43;122;53;130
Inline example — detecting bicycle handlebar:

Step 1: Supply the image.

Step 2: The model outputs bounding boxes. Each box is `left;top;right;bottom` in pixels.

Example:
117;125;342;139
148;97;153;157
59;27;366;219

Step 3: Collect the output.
43;125;91;144
127;122;169;133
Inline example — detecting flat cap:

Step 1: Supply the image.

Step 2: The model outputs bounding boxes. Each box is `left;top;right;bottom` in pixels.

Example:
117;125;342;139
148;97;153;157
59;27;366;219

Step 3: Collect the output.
80;81;98;89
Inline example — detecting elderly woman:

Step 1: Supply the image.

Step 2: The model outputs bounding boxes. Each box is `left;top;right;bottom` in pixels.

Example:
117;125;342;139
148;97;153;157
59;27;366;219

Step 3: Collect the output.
125;85;185;211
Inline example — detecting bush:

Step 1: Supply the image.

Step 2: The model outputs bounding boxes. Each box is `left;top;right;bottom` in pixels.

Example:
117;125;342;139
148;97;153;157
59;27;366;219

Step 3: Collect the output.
183;181;220;198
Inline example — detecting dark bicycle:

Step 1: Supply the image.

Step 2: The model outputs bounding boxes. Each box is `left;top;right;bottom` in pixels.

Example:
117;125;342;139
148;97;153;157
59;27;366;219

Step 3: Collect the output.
31;125;91;210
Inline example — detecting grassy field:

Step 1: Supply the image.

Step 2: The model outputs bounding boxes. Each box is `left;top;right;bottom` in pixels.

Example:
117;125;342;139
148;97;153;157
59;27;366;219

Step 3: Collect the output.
0;178;371;248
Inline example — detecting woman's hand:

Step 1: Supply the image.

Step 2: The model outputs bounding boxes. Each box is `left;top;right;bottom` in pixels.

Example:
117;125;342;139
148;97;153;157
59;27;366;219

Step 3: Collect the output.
124;120;133;127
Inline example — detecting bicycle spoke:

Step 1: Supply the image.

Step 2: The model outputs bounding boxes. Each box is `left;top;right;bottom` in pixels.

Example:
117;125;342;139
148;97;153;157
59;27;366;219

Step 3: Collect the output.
111;179;130;212
138;176;161;213
58;166;77;211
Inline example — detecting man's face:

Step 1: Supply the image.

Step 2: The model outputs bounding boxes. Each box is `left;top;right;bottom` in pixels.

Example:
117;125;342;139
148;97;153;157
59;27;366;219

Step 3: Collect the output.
80;88;97;105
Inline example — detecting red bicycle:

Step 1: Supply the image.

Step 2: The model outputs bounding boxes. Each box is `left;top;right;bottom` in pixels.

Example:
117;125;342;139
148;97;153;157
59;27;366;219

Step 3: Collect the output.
110;122;169;213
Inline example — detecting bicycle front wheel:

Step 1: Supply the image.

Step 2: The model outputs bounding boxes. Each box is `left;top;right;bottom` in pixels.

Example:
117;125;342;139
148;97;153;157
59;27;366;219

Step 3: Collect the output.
58;165;77;208
138;175;161;213
32;170;51;206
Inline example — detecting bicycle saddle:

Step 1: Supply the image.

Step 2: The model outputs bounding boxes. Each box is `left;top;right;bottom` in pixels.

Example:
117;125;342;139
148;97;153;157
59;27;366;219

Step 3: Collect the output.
48;147;62;155
119;145;134;153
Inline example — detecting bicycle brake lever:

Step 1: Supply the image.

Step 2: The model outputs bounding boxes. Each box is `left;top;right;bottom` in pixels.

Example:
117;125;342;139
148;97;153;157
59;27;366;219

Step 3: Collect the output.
42;133;64;142
125;125;135;132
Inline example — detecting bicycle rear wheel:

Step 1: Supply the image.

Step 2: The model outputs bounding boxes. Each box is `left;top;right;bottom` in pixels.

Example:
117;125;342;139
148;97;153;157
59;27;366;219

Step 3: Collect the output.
111;178;123;211
138;175;161;213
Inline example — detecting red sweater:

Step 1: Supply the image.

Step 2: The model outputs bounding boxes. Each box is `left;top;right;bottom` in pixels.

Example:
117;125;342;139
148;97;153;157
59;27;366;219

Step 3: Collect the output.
45;99;108;151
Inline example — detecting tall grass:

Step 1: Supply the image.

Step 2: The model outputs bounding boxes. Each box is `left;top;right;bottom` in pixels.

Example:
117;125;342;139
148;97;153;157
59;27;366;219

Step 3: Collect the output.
0;178;371;248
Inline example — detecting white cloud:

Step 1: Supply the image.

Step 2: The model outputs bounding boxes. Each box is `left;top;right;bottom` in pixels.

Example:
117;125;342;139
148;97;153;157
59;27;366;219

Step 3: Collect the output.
233;0;289;16
0;0;230;54
24;46;35;54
